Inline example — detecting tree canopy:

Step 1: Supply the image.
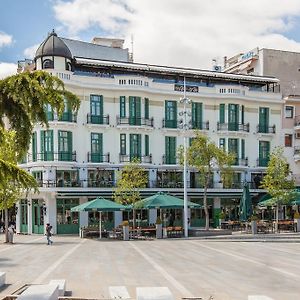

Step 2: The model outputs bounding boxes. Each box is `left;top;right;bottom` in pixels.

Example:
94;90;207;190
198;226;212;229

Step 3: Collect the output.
0;71;80;158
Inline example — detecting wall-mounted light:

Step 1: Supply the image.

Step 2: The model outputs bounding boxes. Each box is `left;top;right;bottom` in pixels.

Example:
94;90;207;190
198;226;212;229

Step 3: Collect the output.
42;204;47;216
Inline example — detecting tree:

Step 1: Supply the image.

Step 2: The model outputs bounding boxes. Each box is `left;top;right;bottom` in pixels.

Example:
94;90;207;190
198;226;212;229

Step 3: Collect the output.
113;159;148;227
179;132;234;230
0;71;80;159
260;147;295;232
0;129;38;242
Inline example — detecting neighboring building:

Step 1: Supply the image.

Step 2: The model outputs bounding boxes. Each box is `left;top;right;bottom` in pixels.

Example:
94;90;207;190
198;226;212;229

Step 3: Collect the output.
16;31;282;234
224;48;300;186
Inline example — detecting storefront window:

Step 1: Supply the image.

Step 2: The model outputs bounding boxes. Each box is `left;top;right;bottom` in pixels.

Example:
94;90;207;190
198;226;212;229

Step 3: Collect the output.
57;199;79;225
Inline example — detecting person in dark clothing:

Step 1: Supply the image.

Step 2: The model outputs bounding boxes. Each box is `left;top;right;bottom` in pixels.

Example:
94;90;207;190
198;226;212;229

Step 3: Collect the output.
45;223;53;245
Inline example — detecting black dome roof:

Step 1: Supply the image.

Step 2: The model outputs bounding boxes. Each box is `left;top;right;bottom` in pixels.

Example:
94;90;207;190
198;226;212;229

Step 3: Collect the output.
35;30;72;60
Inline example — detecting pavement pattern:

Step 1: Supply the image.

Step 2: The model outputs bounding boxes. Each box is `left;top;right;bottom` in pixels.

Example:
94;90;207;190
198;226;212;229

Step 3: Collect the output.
0;234;299;300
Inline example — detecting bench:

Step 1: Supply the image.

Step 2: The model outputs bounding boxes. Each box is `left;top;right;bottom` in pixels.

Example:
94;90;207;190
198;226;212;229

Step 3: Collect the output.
136;287;174;300
109;286;131;299
0;272;6;287
49;279;66;296
17;283;59;300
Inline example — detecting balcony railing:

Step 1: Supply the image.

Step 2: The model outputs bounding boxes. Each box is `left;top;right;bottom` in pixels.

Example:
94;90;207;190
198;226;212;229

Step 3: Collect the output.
20;152;77;162
232;158;248;166
87;152;110;163
217;122;249;132
257;124;276;134
162;119;179;129
191;121;209;130
88;180;115;188
162;155;179;165
119;154;152;163
58;112;77;123
87;114;109;125
257;157;269;167
117;116;154;127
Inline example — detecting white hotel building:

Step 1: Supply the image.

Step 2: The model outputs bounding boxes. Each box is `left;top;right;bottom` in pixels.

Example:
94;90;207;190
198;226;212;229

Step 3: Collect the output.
16;31;282;235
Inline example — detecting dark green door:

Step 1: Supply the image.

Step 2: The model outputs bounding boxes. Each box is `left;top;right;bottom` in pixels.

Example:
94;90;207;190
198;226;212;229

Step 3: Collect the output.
20;199;28;233
228;104;239;131
259;107;269;133
57;199;79;234
165;101;177;128
130;134;141;161
32;199;44;234
192;102;203;129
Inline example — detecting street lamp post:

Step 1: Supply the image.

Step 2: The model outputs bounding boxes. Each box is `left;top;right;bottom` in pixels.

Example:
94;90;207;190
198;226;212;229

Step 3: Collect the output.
179;76;191;238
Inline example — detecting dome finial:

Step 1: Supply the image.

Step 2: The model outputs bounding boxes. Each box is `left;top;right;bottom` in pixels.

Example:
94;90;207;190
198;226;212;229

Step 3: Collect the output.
50;29;57;37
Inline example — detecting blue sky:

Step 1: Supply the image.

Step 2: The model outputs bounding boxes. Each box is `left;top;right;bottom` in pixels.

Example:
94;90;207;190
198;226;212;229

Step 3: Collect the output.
2;0;300;77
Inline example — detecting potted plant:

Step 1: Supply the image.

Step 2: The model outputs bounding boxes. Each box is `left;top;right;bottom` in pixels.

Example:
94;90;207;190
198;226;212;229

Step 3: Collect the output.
294;211;300;232
155;217;163;239
250;215;258;234
218;211;226;228
122;220;129;241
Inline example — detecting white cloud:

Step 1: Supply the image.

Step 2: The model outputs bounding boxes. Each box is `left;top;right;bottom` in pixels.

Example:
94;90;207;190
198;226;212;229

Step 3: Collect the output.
53;0;300;69
0;62;17;79
24;44;39;59
0;32;13;48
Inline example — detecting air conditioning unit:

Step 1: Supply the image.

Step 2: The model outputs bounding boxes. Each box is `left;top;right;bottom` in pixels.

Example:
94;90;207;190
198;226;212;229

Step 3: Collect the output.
213;65;222;72
295;132;300;139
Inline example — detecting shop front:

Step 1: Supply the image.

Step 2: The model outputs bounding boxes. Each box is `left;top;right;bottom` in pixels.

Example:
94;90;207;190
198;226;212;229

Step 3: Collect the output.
57;198;79;234
32;199;45;234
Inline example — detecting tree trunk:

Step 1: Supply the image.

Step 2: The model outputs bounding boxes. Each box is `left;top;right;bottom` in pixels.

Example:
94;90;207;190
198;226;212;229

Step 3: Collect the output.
204;183;209;231
4;207;9;243
132;208;136;228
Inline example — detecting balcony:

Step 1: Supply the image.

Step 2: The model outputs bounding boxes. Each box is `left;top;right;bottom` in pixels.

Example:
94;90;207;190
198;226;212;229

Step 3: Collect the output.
119;154;152;163
191;121;209;130
162;119;179;129
87;114;109;125
162;155;179;165
117;116;154;127
87;152;110;163
257;157;269;167
21;152;77;163
88;179;115;188
256;124;276;134
294;146;300;161
58;112;77;123
217;122;249;132
232;158;248;166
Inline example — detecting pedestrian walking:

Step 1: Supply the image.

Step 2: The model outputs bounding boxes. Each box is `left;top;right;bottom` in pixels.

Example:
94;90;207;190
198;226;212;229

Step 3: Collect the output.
45;223;53;245
8;222;15;244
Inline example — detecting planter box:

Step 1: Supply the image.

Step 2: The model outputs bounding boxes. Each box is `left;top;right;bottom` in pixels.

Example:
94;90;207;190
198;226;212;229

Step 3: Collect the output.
294;218;300;232
156;224;162;239
123;225;129;241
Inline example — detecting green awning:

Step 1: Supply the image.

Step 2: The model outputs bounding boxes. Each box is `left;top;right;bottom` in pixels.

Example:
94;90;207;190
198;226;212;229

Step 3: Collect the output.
134;192;202;209
71;197;126;212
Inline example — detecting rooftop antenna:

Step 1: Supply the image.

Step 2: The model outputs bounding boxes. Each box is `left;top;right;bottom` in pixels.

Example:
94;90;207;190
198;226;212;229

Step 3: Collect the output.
130;34;134;62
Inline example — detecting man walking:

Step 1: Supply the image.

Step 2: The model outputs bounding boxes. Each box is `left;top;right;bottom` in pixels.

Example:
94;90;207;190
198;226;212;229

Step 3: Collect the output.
45;223;53;245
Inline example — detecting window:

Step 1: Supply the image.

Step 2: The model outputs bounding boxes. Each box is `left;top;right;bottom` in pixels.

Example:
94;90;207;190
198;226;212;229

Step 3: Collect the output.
130;134;141;160
90;133;103;162
228;104;239;131
120;96;126;118
192;102;203;129
145;135;149;156
228;138;239;164
90;95;103;124
259;141;270;167
219;138;226;150
285;106;294;119
258;107;269;133
42;59;54;69
285;134;293;147
32;132;37;162
129;96;141;125
120;134;126;155
40;130;54;161
58;131;73;161
144;98;149;119
165;136;176;164
165;100;177;128
219;104;225;124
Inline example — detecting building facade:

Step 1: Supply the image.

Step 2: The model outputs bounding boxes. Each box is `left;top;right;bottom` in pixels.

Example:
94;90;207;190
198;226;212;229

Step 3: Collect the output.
16;32;283;234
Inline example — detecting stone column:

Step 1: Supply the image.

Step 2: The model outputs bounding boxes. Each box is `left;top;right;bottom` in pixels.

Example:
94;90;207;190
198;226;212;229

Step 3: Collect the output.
27;196;32;235
79;197;88;228
114;211;123;228
46;192;57;234
15;201;21;234
148;209;157;225
149;169;157;188
213;197;221;228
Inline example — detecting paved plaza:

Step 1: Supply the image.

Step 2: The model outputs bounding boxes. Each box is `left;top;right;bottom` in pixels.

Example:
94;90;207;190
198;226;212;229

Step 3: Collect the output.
0;234;300;300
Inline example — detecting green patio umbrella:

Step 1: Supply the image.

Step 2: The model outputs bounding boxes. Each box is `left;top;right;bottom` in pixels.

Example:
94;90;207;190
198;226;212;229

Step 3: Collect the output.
71;197;126;238
239;183;252;221
134;192;201;209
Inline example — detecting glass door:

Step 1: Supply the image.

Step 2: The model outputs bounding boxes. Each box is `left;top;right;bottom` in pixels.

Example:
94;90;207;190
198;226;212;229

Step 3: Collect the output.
32;199;44;234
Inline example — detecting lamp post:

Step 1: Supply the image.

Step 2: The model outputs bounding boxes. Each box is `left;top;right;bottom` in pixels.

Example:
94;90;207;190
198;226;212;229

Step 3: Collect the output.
179;76;192;238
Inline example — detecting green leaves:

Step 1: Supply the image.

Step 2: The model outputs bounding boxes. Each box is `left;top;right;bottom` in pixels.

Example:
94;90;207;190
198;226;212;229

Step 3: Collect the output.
261;147;295;205
113;158;148;205
0;71;80;157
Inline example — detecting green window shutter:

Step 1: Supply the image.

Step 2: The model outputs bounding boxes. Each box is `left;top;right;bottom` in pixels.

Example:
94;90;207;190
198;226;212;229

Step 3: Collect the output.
228;138;238;164
137;134;141;158
241;139;245;159
165;136;169;160
192;103;203;129
129;96;135;125
40;131;45;159
219;104;225;124
130;134;133;159
120;134;126;155
91;133;103;162
120;96;126;118
32;132;37;162
259;107;269;132
144;98;149;119
259;141;270;166
68;131;73;161
136;97;141;125
228;104;239;130
165;101;177;128
241;105;244;124
170;137;176;164
145;135;149;156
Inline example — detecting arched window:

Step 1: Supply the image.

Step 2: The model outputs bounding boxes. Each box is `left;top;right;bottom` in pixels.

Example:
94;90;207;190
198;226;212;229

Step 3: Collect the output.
43;59;54;69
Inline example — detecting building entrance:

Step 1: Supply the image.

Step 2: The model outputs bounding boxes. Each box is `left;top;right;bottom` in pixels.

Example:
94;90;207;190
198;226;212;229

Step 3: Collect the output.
32;199;44;234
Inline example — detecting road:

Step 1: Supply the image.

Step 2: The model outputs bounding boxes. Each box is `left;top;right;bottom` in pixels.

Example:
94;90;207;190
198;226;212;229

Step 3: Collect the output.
0;234;299;299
